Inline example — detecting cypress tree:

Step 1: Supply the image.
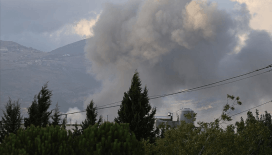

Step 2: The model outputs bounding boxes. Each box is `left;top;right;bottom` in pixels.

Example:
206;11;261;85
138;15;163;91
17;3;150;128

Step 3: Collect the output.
60;116;67;130
0;98;23;143
0;120;6;144
81;100;102;131
24;96;38;128
114;70;157;143
24;82;53;128
50;102;62;127
71;121;82;139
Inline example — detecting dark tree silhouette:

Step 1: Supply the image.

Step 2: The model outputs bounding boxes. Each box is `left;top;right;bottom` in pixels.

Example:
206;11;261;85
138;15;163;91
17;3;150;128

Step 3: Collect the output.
24;82;53;128
81;100;102;131
115;70;157;143
0;98;23;143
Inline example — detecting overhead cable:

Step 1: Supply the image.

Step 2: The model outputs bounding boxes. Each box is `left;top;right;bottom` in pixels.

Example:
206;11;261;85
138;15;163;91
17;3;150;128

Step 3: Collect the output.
60;64;272;116
98;64;272;108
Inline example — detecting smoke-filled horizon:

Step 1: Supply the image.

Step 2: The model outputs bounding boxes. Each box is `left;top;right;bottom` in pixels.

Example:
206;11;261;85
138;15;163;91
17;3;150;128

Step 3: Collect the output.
64;0;272;126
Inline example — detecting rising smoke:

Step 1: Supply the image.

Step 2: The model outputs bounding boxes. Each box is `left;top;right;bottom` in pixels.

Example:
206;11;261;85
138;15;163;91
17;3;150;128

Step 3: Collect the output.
82;0;272;123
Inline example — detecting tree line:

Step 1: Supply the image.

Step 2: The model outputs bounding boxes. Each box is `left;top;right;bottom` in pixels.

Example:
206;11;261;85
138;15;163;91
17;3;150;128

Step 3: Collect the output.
1;71;272;154
0;71;158;144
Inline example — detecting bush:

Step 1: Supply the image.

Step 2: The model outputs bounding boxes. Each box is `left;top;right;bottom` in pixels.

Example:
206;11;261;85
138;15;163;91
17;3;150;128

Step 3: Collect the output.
142;95;272;155
0;122;143;155
74;122;143;155
0;124;74;155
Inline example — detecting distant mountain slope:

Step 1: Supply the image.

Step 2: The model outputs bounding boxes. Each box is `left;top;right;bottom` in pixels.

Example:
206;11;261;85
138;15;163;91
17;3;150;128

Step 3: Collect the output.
0;39;100;118
0;40;43;53
48;39;86;56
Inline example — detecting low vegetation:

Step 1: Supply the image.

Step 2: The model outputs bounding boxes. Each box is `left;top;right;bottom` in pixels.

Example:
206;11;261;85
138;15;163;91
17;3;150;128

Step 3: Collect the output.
1;71;272;154
0;122;142;155
142;95;272;155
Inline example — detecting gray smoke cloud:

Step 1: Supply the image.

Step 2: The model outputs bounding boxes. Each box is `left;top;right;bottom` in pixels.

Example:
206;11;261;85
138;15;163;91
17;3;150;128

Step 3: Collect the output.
83;0;272;124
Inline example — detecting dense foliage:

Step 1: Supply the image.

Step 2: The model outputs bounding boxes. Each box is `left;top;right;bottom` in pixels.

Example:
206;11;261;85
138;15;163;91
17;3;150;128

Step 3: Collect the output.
24;82;54;128
115;70;158;143
0;122;142;155
0;124;75;155
50;103;62;127
81;100;102;131
50;102;66;130
74;122;143;154
1;72;272;154
142;94;272;155
0;98;23;143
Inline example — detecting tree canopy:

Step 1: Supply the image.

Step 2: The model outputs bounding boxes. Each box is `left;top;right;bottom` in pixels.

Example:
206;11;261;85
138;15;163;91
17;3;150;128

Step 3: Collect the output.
24;82;53;128
115;70;157;143
142;94;272;155
81;100;102;132
50;102;66;129
0;98;23;143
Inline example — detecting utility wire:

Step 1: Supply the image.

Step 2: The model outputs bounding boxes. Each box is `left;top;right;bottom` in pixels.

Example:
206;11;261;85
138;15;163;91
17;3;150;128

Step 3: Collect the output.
88;69;272;111
2;100;272;125
150;69;272;99
229;100;272;118
218;100;272;126
59;67;272;116
97;64;272;108
54;104;122;116
1;64;271;118
149;66;272;99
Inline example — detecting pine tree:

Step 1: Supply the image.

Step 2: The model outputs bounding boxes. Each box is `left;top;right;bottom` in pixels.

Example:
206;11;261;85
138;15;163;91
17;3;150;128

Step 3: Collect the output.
24;96;38;128
114;70;157;143
60;116;67;130
0;98;23;143
50;102;62;128
0;120;6;144
81;100;102;131
71;121;82;139
24;82;53;129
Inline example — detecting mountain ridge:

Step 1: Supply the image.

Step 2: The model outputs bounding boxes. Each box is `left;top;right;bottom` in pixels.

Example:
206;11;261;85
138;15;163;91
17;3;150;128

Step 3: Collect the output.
0;39;100;118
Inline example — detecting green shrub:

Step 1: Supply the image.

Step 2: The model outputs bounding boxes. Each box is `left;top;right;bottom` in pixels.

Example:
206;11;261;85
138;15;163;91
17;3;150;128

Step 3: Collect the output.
0;122;143;155
74;122;143;155
0;124;75;155
142;95;272;155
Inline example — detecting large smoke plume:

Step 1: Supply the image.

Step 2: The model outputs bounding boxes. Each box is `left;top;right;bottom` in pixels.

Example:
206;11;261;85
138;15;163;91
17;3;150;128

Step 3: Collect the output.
83;0;272;124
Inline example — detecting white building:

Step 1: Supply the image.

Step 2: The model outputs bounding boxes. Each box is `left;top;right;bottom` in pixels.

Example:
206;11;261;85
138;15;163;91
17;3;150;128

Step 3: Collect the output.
155;108;195;128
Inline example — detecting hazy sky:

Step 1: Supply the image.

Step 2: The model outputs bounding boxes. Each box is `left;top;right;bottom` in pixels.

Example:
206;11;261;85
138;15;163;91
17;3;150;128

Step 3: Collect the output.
81;0;272;126
1;0;237;52
1;0;272;126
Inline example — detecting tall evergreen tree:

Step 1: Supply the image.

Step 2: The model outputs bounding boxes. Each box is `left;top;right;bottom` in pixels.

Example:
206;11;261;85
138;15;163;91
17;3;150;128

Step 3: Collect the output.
50;102;62;127
60;116;67;130
24;96;38;128
81;100;102;131
114;71;157;143
0;120;6;144
24;82;53;128
71;121;82;139
0;98;23;143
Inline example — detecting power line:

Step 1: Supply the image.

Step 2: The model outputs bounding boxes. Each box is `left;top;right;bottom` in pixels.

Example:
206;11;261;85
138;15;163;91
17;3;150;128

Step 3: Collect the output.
149;67;272;99
229;100;272;118
2;64;271;118
97;64;272;108
2;100;272;125
59;66;271;116
150;69;272;99
218;99;272;126
57;104;122;116
55;105;122;116
85;69;272;111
